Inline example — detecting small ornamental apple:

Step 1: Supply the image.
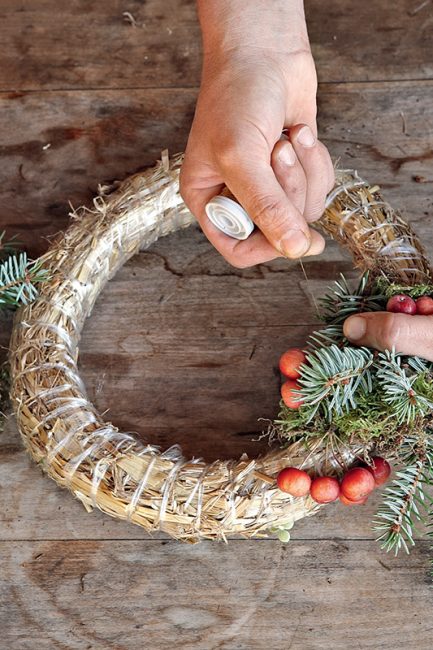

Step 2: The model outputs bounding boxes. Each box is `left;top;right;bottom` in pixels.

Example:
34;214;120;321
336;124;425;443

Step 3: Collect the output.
341;467;375;501
386;294;417;315
415;296;433;316
281;380;303;409
365;456;391;486
310;476;340;504
339;492;368;506
279;348;307;380
276;467;311;497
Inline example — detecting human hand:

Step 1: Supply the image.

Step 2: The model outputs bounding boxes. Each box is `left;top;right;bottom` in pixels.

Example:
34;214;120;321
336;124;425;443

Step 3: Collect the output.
343;311;433;362
180;0;334;268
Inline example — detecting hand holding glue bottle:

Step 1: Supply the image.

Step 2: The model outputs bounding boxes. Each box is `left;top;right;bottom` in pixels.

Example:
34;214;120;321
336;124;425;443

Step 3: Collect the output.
179;0;335;267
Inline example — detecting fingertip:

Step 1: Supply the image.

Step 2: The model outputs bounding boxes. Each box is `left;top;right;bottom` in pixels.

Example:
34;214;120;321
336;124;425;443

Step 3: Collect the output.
304;228;326;257
343;315;368;342
289;123;317;148
272;140;297;168
277;228;311;258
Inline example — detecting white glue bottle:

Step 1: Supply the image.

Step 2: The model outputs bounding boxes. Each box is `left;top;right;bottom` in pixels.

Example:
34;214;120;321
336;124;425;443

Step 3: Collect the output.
205;186;255;240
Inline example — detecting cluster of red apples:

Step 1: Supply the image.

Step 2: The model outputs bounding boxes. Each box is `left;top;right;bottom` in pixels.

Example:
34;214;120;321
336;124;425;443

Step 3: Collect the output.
276;458;391;505
387;293;433;315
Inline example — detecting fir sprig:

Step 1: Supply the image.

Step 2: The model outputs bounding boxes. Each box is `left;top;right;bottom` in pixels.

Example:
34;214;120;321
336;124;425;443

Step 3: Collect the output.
319;273;386;325
273;270;433;570
298;345;374;421
374;436;433;554
375;350;433;425
0;253;49;307
308;272;387;351
308;324;345;350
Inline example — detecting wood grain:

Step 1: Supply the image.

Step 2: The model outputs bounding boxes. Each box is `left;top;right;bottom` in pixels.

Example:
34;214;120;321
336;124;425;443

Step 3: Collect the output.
0;0;432;91
1;81;433;256
1;540;432;650
1;0;433;646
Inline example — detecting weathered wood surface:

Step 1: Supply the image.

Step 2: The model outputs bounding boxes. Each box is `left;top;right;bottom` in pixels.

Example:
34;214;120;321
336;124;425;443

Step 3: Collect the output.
2;81;433;256
1;0;433;647
1;0;432;91
2;540;432;650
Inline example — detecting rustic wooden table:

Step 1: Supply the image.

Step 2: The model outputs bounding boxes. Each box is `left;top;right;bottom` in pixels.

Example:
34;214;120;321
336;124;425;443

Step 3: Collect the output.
1;1;433;648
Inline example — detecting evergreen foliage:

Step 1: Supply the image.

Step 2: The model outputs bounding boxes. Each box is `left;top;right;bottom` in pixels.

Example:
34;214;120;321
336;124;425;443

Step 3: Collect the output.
0;231;48;428
320;273;386;325
308;272;385;350
374;436;433;554
0;230;49;308
376;351;433;425
298;345;374;421
274;271;433;566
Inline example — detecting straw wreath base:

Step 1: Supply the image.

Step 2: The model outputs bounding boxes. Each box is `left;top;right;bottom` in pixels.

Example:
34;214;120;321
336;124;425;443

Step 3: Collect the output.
8;152;431;543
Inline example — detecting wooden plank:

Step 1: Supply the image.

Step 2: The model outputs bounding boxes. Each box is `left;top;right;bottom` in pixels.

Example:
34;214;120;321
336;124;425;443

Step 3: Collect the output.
0;0;432;92
1;539;432;649
0;88;195;255
1;81;433;257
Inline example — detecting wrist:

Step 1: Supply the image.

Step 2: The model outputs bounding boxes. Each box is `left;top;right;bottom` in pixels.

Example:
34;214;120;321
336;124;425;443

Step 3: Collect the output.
197;0;309;57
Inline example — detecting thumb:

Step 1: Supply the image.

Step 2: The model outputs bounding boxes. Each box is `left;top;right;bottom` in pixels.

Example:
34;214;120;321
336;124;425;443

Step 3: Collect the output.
343;311;433;361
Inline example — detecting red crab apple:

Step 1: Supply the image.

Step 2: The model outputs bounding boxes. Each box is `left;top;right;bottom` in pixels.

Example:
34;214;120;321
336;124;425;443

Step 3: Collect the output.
365;457;391;486
279;348;307;380
281;380;303;409
341;467;375;501
339;492;368;506
276;467;311;497
386;294;417;315
310;476;340;504
415;296;433;316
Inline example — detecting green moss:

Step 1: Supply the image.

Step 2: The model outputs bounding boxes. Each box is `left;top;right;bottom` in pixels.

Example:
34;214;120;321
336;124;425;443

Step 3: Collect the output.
273;377;418;452
375;277;433;299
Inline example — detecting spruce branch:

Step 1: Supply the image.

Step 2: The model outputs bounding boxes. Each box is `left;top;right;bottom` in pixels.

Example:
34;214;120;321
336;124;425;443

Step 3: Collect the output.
308;273;387;352
374;436;433;554
375;350;433;425
298;344;374;422
308;324;345;350
319;272;386;326
0;253;49;307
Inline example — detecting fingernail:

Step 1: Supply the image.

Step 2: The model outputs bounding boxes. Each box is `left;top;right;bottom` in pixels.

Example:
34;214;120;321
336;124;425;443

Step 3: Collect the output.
278;142;297;167
344;316;367;341
278;230;310;258
297;125;316;148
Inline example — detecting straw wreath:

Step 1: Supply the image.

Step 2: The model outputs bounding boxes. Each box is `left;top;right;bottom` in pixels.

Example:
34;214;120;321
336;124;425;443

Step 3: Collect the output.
8;152;432;543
